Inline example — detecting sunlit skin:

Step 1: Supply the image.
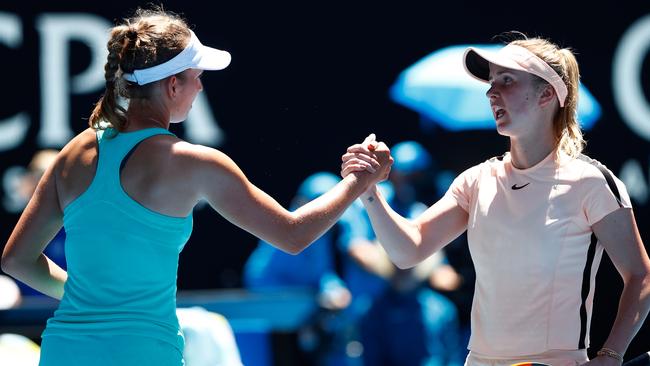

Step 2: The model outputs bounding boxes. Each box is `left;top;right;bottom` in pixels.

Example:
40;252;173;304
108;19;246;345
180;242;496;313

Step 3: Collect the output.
124;68;204;131
486;64;558;170
341;60;650;366
170;69;203;123
1;63;394;300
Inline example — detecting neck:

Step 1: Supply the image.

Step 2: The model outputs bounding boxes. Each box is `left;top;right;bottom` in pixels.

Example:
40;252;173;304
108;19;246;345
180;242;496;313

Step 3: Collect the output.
124;99;171;131
509;133;556;169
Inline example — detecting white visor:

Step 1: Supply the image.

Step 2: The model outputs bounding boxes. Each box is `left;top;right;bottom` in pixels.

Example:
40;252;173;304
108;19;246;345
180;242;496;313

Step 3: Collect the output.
463;44;567;107
123;30;231;85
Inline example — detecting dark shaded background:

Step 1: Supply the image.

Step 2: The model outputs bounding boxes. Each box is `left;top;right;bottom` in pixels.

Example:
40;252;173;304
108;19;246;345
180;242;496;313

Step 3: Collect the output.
1;0;649;359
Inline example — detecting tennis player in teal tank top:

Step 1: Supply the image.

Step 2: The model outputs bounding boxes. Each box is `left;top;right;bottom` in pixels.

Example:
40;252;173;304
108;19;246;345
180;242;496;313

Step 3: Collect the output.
1;6;393;366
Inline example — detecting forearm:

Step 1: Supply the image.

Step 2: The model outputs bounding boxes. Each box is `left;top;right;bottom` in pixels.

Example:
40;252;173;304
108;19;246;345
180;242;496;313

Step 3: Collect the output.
361;186;423;269
3;254;67;300
602;273;650;355
288;174;369;252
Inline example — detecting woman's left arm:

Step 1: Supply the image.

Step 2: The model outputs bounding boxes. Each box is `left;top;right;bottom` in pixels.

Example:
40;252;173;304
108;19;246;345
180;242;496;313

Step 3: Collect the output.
590;207;650;363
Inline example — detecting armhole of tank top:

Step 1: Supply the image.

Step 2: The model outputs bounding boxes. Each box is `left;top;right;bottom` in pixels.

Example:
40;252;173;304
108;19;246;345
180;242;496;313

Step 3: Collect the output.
116;132;187;219
118;131;173;175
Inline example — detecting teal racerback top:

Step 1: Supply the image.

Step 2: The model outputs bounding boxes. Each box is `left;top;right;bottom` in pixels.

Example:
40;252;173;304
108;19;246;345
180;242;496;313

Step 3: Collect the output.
43;127;193;352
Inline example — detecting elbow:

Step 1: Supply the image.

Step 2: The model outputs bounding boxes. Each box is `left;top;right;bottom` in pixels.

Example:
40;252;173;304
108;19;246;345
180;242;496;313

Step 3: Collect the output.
639;272;650;300
624;266;650;290
266;229;311;255
390;234;426;270
283;236;313;255
1;253;18;276
642;270;650;292
286;243;306;255
393;258;418;270
391;251;421;270
270;234;310;256
280;214;316;255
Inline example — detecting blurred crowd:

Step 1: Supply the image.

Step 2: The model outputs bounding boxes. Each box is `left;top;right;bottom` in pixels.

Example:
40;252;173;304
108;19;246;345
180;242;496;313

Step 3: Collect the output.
244;141;474;366
1;141;474;365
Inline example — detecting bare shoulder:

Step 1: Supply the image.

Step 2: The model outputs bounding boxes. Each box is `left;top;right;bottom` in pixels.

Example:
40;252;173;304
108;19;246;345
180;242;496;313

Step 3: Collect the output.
55;128;98;173
167;140;240;174
164;141;248;202
60;128;97;154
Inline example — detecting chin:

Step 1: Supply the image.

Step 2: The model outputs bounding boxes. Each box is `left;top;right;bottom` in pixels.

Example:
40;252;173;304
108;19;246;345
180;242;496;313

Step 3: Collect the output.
495;120;512;136
170;115;189;124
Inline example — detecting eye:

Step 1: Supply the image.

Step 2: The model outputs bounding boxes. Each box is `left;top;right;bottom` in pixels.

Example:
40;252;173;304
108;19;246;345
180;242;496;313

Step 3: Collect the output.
503;75;513;84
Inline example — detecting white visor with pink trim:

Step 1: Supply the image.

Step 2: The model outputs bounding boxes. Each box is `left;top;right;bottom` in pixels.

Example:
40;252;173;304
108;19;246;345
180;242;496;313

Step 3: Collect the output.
463;44;567;107
123;30;231;85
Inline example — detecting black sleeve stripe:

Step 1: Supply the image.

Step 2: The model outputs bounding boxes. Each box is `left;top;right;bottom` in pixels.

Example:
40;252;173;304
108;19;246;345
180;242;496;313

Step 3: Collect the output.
578;233;598;349
578;154;623;207
576;154;624;350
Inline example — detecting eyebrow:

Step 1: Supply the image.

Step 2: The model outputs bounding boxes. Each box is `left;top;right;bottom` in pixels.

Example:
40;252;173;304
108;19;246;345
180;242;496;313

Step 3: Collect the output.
488;70;514;82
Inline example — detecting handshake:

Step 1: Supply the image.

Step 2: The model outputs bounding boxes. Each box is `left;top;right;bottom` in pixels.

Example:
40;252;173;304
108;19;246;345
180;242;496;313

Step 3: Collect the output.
341;134;394;186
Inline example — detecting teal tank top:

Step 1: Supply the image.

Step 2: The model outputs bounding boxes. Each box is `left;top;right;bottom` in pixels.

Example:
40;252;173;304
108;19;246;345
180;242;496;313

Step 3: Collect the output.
43;127;193;352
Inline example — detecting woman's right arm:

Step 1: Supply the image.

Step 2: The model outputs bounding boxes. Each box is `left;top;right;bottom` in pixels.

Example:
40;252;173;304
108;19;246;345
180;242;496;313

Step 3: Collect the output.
186;135;391;254
1;158;67;299
342;142;469;268
357;186;468;269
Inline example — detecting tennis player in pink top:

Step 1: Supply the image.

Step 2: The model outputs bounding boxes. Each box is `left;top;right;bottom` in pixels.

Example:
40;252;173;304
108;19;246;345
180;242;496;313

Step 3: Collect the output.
341;35;650;366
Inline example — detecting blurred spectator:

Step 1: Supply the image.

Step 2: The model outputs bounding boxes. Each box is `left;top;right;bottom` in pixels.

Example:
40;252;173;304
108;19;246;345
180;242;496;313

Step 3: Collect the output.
243;172;353;365
243;172;351;311
0;333;40;366
2;150;66;297
177;307;243;366
392;140;476;356
0;274;21;309
341;141;464;366
3;150;60;213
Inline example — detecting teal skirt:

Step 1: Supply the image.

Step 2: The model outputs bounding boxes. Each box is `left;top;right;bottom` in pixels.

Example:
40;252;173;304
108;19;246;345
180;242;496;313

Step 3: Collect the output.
39;334;184;366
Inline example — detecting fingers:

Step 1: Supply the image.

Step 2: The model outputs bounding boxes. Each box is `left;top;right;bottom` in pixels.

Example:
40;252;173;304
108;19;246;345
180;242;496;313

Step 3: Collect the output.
348;133;379;155
341;159;376;173
342;134;392;180
347;143;373;155
373;141;390;153
341;162;372;177
362;133;376;146
363;133;378;151
341;152;380;169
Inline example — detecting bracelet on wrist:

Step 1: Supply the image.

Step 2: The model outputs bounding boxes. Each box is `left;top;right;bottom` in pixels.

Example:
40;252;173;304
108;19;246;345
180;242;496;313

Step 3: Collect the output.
597;347;623;362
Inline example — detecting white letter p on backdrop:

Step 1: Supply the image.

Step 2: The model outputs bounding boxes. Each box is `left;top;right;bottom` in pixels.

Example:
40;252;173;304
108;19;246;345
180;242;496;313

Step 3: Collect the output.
36;13;111;147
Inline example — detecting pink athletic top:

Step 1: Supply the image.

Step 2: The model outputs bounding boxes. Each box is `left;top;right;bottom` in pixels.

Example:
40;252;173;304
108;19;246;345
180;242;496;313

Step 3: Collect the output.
443;149;630;357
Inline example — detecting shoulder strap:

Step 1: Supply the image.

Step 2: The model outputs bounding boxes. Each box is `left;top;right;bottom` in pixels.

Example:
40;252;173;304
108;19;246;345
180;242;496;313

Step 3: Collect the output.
94;127;176;185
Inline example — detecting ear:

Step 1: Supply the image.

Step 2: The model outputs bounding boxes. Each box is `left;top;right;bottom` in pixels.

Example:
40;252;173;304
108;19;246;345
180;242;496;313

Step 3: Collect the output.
163;75;179;99
538;84;556;108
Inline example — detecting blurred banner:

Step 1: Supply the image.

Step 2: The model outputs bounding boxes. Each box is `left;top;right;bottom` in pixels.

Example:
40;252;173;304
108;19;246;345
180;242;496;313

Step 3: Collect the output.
0;1;649;357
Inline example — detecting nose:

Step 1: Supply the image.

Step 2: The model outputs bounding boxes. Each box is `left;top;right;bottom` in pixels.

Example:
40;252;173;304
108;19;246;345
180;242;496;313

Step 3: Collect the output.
486;85;497;100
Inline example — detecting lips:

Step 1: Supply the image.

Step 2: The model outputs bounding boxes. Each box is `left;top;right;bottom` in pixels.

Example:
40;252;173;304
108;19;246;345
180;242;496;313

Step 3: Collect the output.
492;105;506;120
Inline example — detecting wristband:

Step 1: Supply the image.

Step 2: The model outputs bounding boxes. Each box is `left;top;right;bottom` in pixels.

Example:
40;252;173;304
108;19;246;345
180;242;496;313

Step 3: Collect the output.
597;347;623;362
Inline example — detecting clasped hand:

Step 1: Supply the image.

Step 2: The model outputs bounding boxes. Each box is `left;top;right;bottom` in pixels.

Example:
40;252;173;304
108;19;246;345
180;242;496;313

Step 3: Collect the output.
340;134;393;185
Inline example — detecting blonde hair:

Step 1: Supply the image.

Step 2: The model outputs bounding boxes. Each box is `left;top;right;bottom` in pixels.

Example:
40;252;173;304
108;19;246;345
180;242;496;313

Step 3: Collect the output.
89;7;191;132
510;37;584;158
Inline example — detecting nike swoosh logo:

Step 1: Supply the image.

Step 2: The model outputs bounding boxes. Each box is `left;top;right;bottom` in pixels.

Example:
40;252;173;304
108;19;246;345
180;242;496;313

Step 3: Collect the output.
511;183;530;190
